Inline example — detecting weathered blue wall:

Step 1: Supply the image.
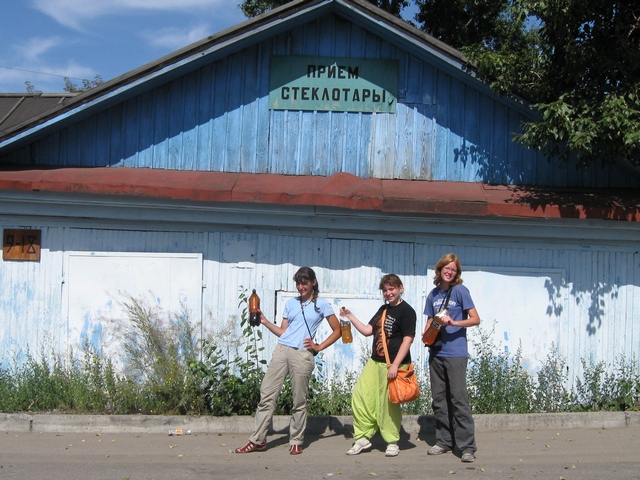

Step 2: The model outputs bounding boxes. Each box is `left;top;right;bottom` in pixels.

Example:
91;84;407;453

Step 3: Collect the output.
1;212;638;389
3;14;634;188
1;8;638;387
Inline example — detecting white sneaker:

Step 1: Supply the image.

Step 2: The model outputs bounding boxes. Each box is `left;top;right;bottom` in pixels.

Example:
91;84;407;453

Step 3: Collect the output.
427;445;451;455
385;443;400;457
346;437;372;455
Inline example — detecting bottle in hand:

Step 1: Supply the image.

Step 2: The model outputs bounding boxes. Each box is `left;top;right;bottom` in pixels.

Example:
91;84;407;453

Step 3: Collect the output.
249;289;261;326
340;320;353;343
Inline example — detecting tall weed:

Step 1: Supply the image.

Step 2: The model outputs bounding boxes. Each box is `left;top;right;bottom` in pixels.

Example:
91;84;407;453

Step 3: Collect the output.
575;355;640;411
468;324;534;413
533;344;571;412
1;293;639;416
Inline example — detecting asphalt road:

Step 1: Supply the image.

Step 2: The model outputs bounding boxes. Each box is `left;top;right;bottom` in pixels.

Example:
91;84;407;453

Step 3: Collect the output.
1;424;639;480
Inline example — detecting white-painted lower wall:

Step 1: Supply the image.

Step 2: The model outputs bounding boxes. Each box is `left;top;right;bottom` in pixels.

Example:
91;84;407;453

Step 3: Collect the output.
1;193;638;392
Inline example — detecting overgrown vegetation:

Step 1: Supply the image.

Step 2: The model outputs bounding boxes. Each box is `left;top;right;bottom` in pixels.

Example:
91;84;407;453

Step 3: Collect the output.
0;293;638;415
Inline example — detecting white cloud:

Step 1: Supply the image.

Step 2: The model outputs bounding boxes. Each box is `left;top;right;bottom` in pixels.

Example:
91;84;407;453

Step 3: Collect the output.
14;36;64;62
45;61;96;81
140;24;212;50
1;34;96;92
31;0;234;30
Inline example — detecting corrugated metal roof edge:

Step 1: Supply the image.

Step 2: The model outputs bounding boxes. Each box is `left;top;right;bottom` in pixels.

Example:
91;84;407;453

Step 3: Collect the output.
0;167;638;222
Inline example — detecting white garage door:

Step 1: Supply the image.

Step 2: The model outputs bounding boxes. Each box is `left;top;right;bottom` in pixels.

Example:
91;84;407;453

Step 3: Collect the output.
62;252;203;362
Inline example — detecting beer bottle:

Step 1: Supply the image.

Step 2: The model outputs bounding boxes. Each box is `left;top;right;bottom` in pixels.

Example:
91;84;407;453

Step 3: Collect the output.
249;289;261;326
340;320;353;344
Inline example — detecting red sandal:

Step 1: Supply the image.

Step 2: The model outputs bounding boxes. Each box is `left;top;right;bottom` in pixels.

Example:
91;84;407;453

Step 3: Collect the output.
289;444;303;455
235;441;267;453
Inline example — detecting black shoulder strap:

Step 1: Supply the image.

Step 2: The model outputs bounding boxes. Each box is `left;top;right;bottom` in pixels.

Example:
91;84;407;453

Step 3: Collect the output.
438;286;453;313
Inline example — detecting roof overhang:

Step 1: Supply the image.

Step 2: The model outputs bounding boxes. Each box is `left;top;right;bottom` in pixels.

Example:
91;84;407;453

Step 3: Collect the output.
0;167;638;224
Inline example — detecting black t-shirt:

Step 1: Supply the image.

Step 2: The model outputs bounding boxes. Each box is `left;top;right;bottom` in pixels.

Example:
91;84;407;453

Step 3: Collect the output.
369;301;416;364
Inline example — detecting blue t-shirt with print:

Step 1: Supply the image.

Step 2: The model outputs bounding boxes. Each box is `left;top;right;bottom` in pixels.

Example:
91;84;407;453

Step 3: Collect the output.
280;296;334;349
424;284;475;358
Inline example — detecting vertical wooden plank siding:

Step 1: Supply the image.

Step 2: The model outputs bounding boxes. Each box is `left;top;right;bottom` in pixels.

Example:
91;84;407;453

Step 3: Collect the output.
4;15;634;188
1;221;638;389
434;70;451;180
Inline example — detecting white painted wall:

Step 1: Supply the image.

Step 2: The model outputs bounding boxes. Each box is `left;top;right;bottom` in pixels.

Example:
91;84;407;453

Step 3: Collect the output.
62;251;203;365
1;214;638;392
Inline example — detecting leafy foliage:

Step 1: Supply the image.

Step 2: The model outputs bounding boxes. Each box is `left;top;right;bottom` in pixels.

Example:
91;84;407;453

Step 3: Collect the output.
1;295;638;415
416;0;522;50
239;0;408;17
25;75;104;94
109;295;203;414
417;0;640;167
574;355;640;411
533;343;572;412
467;324;535;413
188;288;267;415
63;75;104;93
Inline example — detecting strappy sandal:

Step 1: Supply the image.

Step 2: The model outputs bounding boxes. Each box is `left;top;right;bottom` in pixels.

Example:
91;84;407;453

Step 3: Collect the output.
234;441;267;453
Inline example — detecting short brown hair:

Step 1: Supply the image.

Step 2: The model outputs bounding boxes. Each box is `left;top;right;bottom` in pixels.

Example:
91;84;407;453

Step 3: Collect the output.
379;273;403;290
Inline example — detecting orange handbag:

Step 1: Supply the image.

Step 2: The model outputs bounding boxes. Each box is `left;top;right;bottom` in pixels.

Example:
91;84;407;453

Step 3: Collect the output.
380;309;420;404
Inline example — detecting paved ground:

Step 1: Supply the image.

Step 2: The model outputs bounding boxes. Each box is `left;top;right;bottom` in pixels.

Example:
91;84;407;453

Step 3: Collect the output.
1;418;640;479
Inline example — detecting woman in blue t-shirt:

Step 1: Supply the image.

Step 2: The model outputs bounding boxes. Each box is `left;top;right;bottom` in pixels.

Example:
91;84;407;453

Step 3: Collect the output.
423;253;481;463
235;267;341;456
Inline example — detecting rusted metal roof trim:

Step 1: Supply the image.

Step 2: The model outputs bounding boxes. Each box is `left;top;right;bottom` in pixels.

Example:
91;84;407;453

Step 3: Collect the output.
0;167;637;222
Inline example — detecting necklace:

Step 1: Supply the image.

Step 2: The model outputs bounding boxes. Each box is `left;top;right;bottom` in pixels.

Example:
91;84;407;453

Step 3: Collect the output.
300;297;312;307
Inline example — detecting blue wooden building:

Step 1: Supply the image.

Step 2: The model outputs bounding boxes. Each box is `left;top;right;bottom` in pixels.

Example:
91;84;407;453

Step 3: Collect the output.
1;0;639;386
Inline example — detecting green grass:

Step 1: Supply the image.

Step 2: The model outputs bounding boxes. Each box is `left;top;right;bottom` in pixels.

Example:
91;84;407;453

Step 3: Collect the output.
1;292;638;415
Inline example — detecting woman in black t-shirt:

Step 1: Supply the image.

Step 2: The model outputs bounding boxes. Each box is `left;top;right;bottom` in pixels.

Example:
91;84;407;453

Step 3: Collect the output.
340;274;416;457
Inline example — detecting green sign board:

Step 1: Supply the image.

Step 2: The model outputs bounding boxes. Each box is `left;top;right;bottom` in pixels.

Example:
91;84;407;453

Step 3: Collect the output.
269;56;398;113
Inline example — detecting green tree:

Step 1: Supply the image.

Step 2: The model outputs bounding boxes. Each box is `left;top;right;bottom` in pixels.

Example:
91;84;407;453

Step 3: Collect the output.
515;1;640;166
239;0;408;17
416;0;640;167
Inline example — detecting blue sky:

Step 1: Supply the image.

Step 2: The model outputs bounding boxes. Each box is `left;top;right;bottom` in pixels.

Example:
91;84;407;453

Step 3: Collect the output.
0;0;247;93
0;1;419;94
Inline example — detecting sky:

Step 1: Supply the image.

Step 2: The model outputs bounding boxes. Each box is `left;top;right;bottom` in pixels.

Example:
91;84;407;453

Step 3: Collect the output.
0;0;247;93
0;1;420;94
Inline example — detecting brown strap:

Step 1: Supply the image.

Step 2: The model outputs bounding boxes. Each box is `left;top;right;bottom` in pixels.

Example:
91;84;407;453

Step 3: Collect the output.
380;308;390;365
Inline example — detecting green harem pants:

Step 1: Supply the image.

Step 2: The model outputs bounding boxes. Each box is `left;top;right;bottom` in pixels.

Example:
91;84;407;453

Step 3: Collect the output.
351;358;404;444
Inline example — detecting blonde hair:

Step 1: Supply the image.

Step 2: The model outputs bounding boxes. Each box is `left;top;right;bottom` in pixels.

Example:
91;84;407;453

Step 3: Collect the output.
432;253;463;287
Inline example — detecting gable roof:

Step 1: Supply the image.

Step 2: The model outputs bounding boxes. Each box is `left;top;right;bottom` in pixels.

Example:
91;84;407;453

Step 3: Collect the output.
0;0;637;223
0;0;490;150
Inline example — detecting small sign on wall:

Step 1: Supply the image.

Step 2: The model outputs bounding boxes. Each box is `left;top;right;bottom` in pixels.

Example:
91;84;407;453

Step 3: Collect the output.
269;56;399;113
2;229;41;261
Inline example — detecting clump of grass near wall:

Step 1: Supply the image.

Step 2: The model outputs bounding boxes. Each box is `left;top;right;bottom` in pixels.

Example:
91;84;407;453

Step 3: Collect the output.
1;296;639;415
188;288;266;415
574;355;640;411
